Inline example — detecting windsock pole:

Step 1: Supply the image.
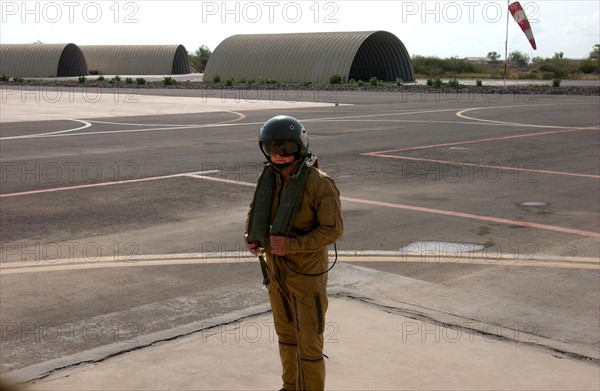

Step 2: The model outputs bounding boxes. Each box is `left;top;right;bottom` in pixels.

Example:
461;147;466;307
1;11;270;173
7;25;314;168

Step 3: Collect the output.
504;0;509;87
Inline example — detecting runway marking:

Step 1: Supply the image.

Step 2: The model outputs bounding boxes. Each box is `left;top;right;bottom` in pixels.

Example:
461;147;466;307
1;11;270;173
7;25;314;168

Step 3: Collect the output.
341;196;600;238
87;110;246;128
0;120;266;140
0;120;92;140
3;171;597;239
0;172;202;198
364;126;599;155
456;107;575;129
0;104;567;140
0;171;237;198
1;251;597;274
367;155;600;179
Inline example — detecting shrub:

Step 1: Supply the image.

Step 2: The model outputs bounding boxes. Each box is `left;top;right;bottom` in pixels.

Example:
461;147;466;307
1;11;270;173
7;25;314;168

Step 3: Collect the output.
108;79;115;85
97;75;105;81
136;78;146;85
432;78;443;87
212;75;221;83
163;76;177;85
329;73;342;84
579;59;600;74
225;76;235;86
78;76;87;83
114;75;121;82
426;79;433;86
395;77;404;86
125;77;133;84
476;79;483;87
448;78;459;87
357;80;365;86
348;78;356;85
0;74;9;81
303;81;312;86
552;77;561;87
12;76;24;82
368;76;379;86
247;79;255;84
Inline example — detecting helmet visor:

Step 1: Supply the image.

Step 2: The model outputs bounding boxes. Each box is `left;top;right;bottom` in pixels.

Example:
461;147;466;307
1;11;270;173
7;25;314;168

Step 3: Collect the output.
261;140;299;157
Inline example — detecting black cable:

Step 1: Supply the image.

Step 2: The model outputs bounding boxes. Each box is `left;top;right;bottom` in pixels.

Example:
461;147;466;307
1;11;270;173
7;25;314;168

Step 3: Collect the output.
279;243;338;277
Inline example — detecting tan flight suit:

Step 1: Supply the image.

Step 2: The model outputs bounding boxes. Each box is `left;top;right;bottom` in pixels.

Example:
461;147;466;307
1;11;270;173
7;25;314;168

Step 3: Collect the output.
247;164;343;391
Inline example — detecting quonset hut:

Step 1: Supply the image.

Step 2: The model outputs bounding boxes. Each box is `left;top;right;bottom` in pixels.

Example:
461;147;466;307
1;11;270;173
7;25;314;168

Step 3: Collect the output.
78;45;190;75
204;31;415;83
0;43;88;77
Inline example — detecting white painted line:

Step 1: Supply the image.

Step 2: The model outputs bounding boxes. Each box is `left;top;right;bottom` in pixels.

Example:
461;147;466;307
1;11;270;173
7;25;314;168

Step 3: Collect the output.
0;119;92;140
0;172;193;198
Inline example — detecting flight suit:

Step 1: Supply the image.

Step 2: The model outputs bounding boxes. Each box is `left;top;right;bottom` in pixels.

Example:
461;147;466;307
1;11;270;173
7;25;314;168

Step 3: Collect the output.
247;164;343;391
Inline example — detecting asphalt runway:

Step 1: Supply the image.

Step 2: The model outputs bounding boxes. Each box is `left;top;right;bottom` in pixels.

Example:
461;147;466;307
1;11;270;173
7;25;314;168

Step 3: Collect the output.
1;87;599;373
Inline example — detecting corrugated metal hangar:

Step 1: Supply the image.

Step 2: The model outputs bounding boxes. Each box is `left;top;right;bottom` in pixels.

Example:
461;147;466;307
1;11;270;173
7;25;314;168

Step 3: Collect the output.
0;43;88;77
0;44;190;77
79;45;190;75
204;31;415;82
1;32;415;81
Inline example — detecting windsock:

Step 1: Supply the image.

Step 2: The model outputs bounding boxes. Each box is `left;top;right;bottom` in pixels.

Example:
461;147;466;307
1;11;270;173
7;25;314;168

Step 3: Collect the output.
509;1;537;50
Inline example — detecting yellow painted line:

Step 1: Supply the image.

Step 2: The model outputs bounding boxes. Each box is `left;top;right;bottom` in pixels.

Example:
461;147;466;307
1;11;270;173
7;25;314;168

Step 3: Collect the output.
345;256;600;270
1;253;598;275
455;105;572;129
217;110;246;124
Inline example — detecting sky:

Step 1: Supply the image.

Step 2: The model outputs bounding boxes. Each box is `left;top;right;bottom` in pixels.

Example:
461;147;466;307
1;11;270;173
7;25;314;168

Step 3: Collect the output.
1;0;598;60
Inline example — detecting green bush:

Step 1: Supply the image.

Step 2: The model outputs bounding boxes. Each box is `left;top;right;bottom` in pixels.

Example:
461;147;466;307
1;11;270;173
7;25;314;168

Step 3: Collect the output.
579;59;600;74
0;74;9;81
136;78;146;85
426;79;433;86
448;78;459;87
476;79;483;87
12;76;24;82
303;81;312;86
97;75;105;81
329;73;342;84
125;77;133;84
247;79;255;84
225;76;235;86
108;79;115;85
369;76;379;86
552;77;561;87
357;80;365;86
348;78;356;85
212;75;221;83
411;55;480;78
395;77;404;87
538;58;578;78
163;76;177;85
114;75;121;82
78;76;87;83
433;78;443;87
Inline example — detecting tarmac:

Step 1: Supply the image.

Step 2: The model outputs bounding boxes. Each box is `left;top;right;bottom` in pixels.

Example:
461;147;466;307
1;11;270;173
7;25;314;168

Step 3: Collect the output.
4;259;599;391
1;87;599;390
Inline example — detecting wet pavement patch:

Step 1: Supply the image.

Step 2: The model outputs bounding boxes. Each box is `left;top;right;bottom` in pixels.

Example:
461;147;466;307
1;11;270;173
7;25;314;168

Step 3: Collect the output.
520;201;549;207
398;241;485;255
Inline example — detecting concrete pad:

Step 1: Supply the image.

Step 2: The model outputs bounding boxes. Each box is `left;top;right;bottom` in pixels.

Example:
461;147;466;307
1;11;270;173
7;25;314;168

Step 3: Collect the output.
20;298;599;391
0;89;333;123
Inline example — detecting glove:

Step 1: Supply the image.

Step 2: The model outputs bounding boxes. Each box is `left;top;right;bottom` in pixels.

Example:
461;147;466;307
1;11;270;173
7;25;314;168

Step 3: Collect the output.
244;233;264;255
